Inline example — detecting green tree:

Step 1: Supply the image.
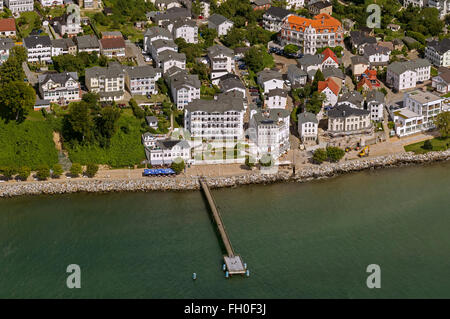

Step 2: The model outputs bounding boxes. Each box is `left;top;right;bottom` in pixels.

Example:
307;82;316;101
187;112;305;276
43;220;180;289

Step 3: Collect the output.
17;166;31;181
36;165;50;180
326;146;345;162
0;81;36;123
63;102;95;143
10;46;27;64
434;112;450;138
52;163;63;178
312;69;325;91
199;25;217;48
70;163;82;177
85;163;99;178
283;44;299;55
96;106;121;140
0;57;25;84
313;148;327;164
244;46;274;73
171;157;185;174
423;139;433;150
0;166;16;180
245;156;256;168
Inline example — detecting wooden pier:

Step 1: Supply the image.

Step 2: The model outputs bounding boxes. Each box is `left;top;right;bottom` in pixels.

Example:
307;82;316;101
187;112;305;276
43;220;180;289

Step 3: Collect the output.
199;177;246;276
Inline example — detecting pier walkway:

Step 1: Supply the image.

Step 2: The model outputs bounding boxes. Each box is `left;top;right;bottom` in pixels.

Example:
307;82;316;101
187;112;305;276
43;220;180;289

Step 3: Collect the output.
199;177;246;275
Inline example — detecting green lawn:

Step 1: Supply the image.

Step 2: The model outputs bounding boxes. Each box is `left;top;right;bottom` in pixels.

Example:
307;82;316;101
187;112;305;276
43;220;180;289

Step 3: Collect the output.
404;137;450;154
17;11;42;38
0;117;59;169
66;113;146;167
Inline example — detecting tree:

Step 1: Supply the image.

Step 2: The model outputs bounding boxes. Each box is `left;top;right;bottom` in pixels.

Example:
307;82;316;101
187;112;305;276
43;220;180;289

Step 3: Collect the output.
0;81;36;123
96;106;121;140
199;25;217;48
52;164;63;178
0;166;16;180
157;78;169;95
326;146;345;162
0;57;25;84
244;46;274;73
70;163;82;177
10;46;27;64
85;163;99;178
312;69;325;91
171;157;185;174
434;112;450;138
259;154;273;167
313;148;327;164
423;139;433;150
283;44;299;55
36;165;50;180
17;166;31;181
63;102;95;143
245;156;256;168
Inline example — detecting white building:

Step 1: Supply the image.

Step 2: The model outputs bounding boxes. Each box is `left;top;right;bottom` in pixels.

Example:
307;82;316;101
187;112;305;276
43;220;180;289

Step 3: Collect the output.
287;64;308;86
38;72;81;105
297;112;318;143
318;78;340;107
265;89;287;109
404;90;443;131
145;139;191;166
390;106;424;138
425;38;450;67
286;0;305;10
52;13;82;37
386;59;431;92
207;44;235;79
0;18;17;38
249;108;291;160
184;94;245;142
171;18;198;44
5;0;34;13
432;67;450;93
85;63;126;102
166;69;201;110
24;35;52;64
327;104;372;136
262;6;293;32
363;43;391;67
0;38;14;64
125;65;162;96
257;69;284;94
366;90;385;122
208;14;234;36
40;0;64;7
143;27;173;53
158;51;186;73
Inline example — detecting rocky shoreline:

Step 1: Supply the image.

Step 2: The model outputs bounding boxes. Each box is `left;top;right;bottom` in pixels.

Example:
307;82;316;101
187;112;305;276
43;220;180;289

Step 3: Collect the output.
1;150;449;198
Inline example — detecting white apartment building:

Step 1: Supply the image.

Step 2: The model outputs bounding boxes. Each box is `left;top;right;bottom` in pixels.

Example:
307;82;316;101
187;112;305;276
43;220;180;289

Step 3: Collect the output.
126;65;162;96
265;89;287;109
52;14;82;37
386;59;431;92
145;139;191;166
249;108;291;159
149;38;178;60
184;95;245;142
143;27;173;53
327;104;372;137
38;72;81;105
287;64;308;86
5;0;34;13
171;18;198;44
85;63;126;101
366;90;385;122
297;112;318;143
425;38;450;67
280;13;344;55
363;44;391;67
24;35;52;64
40;0;63;6
257;70;284;94
390;106;425;138
167;70;201;110
207;44;235;79
404;90;443;130
158;51;186;73
262;6;293;32
208;14;234;36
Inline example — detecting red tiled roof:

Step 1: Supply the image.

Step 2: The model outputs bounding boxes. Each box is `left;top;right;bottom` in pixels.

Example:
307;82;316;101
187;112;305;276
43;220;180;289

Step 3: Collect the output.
0;18;16;32
357;77;373;90
100;37;126;49
322;47;338;64
318;78;340;96
286;13;342;34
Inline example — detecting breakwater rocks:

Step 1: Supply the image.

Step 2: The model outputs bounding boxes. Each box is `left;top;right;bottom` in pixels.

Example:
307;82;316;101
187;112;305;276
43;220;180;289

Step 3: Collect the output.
1;150;449;198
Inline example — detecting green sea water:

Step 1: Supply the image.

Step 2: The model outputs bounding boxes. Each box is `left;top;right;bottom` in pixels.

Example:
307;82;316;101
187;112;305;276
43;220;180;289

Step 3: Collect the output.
0;162;449;298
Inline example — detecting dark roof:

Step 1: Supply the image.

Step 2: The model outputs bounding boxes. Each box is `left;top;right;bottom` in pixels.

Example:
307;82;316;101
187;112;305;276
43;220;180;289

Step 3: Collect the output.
126;65;161;78
24;35;52;48
208;14;230;26
264;6;292;19
267;88;287;98
153;7;191;23
38;72;78;85
75;35;100;49
427;38;450;55
350;31;376;46
185;94;244;113
252;108;290;126
328;104;369;118
298;112;318;125
366;90;385;103
310;1;332;9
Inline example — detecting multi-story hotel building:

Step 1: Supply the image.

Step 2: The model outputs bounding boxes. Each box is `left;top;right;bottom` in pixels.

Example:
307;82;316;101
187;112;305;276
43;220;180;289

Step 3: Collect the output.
4;0;34;13
38;72;81;105
85;63;125;102
280;13;344;55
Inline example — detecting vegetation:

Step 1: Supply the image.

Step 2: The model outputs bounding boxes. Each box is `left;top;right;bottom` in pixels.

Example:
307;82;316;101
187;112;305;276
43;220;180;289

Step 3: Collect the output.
52;52;106;76
404;137;450;154
0;166;16;180
244;46;274;73
245;156;256;168
70;163;82;177
434;112;450;138
17;166;31;181
52;164;63;178
326;146;345;162
36;165;51;180
0;81;36;123
313;148;327;164
259;154;273;167
85;163;99;178
171;158;185;174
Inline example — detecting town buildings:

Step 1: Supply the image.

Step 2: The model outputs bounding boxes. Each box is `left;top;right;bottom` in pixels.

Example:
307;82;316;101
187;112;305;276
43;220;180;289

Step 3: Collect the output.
207;44;235;80
318;78;340;107
366;90;385;122
170;18;198;44
100;37;126;58
386;59;431;91
24;35;52;64
327;104;372;137
85;63;126;101
145;139;191;166
280;13;344;55
0;38;14;64
297;111;318;143
432;66;450;93
257;69;284;93
125;65;162;96
52;13;82;38
38;72;81;105
74;35;101;53
4;0;34;13
262;6;293;32
425;38;450;67
265;88;287;109
208;14;234;36
287;64;308;86
0;18;16;38
166;69;201;110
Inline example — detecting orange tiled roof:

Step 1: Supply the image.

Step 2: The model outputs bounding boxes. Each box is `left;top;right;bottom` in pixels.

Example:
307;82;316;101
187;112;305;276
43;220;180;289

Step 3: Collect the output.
322;47;338;64
318;78;340;96
0;18;16;32
363;68;377;80
357;77;373;90
286;13;342;33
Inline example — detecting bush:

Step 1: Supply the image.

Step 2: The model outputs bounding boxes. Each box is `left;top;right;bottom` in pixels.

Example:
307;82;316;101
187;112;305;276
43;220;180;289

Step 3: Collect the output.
36;165;50;180
423;139;433;150
326;146;345;162
85;163;99;178
245;156;256;168
0;166;17;180
312;148;327;164
259;154;273;167
17;166;31;181
70;163;82;177
171;158;185;174
52;164;63;178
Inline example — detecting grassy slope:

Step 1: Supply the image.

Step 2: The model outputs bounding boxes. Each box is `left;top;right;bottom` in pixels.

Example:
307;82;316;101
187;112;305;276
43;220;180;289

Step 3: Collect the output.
404;137;450;154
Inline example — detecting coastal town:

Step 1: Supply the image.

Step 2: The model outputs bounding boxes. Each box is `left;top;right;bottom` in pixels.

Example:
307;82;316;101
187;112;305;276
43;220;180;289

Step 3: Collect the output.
0;0;449;185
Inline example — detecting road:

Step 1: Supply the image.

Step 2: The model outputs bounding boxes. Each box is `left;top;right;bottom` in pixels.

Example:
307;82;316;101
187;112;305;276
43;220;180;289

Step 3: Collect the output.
23;62;37;86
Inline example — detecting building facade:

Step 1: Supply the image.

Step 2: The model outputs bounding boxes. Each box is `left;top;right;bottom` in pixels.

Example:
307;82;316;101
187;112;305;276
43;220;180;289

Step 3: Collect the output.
38;72;81;105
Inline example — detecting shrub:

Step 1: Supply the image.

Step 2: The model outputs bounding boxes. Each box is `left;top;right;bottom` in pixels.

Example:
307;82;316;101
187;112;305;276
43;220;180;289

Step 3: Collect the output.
312;148;327;164
85;163;99;178
36;165;50;180
0;166;17;180
17;166;31;181
171;158;185;174
52;164;63;178
259;154;273;167
326;146;345;162
70;163;82;177
245;156;256;168
423;139;433;150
